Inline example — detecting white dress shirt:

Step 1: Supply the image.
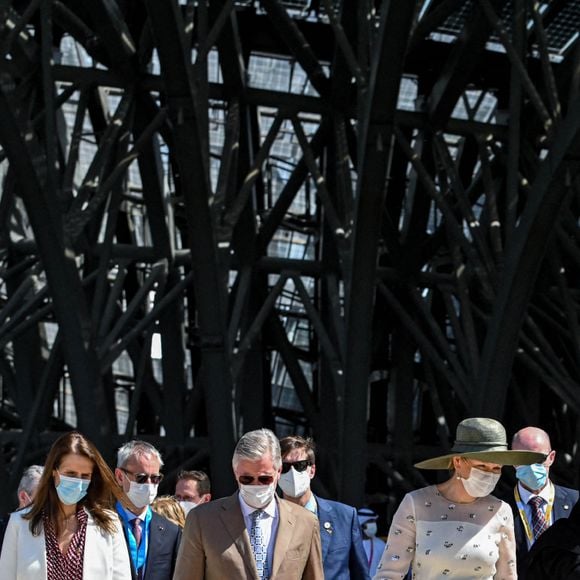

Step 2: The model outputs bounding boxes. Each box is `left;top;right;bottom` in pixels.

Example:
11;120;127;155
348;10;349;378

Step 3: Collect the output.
238;493;279;575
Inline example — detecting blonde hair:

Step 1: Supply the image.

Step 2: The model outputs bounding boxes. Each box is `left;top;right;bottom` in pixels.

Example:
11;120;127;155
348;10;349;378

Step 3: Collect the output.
151;495;186;528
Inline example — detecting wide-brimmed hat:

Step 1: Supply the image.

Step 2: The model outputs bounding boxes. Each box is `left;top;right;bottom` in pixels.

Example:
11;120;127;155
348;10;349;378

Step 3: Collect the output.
414;417;547;470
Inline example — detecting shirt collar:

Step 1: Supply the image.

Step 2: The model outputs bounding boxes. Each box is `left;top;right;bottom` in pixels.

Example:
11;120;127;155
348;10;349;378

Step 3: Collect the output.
518;479;553;504
304;494;317;515
117;500;151;521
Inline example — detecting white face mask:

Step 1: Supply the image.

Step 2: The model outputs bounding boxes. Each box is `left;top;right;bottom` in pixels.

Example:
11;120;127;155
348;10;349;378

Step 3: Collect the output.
179;500;198;516
363;522;377;538
239;483;276;509
278;467;311;498
460;467;500;498
126;481;158;508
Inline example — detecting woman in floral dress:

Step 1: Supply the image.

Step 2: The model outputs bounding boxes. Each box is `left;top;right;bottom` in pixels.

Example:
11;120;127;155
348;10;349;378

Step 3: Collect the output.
374;418;546;580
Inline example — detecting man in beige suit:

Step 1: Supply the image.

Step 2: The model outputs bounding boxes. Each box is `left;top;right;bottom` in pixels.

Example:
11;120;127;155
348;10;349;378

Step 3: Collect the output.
173;428;324;580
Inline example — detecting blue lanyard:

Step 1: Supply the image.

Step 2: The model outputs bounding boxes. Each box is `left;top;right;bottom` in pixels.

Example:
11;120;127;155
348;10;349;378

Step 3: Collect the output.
117;502;151;572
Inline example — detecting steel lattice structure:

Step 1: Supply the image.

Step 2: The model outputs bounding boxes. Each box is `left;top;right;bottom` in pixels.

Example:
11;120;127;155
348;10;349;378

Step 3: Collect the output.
0;0;579;511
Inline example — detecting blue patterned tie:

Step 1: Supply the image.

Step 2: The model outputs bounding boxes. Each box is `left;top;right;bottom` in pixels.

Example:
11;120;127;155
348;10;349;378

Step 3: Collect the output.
250;509;269;579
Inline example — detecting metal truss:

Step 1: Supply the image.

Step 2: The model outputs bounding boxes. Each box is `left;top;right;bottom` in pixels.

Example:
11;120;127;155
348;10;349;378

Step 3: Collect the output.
0;0;579;509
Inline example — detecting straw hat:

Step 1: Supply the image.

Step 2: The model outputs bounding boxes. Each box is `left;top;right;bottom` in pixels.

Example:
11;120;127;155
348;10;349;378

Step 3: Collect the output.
414;417;547;470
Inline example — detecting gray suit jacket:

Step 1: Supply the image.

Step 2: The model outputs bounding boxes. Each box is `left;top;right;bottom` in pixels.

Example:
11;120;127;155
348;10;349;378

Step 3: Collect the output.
173;492;324;580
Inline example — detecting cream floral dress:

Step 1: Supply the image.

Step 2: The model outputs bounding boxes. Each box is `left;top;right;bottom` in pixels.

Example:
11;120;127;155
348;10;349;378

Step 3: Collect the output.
373;485;517;579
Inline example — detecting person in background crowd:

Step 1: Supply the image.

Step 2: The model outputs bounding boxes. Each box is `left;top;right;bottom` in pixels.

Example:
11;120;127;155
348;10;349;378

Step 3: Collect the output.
373;417;546;579
152;495;186;529
115;440;181;580
526;499;580;579
0;431;131;579
0;465;44;548
357;508;385;578
17;465;44;509
279;435;368;580
174;470;211;517
506;426;579;578
174;428;324;579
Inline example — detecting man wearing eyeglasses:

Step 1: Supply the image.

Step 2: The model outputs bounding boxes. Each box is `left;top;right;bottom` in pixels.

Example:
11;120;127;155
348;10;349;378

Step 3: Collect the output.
173;428;324;579
174;470;212;517
279;436;369;580
115;440;181;580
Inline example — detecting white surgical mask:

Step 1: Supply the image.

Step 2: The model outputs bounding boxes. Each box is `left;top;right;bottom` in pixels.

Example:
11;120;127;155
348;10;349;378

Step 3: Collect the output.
179;500;198;516
278;467;311;498
126;480;158;508
460;467;500;498
239;483;276;509
363;522;377;538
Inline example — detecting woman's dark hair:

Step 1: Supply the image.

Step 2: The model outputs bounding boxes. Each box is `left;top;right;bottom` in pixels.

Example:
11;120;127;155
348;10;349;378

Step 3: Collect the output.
24;431;123;535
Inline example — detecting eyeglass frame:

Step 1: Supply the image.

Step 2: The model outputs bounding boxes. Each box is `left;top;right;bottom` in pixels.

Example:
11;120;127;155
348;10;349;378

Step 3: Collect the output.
120;467;164;485
237;475;276;485
281;460;312;474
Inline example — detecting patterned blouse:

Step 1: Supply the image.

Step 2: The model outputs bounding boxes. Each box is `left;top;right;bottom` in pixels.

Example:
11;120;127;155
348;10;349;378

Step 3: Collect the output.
44;507;88;580
374;485;517;579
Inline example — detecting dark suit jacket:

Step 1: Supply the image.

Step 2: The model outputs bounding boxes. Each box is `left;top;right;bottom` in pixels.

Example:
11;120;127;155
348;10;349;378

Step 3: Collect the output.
527;500;580;580
119;509;181;580
316;496;369;580
505;482;579;579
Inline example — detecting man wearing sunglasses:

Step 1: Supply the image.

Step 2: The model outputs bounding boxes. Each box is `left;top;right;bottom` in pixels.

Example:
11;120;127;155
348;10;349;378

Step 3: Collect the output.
279;436;369;580
115;440;181;580
173;428;324;579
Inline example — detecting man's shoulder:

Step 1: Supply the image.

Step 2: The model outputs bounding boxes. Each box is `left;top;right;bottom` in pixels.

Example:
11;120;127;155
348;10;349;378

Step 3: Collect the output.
278;497;318;524
150;510;181;539
554;482;579;499
187;493;239;522
315;495;356;517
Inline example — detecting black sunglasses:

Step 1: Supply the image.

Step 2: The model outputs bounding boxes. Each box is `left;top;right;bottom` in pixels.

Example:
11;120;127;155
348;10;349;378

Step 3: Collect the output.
238;475;275;485
121;468;164;485
281;460;312;474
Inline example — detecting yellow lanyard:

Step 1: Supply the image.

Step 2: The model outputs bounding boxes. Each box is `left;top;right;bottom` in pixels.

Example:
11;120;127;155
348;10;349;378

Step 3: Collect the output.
514;484;555;541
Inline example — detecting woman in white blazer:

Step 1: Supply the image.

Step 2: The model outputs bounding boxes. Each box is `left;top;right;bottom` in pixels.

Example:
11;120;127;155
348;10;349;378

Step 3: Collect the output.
0;431;131;579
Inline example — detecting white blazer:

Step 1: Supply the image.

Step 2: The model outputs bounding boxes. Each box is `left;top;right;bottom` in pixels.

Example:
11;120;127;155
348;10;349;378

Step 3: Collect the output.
0;507;132;580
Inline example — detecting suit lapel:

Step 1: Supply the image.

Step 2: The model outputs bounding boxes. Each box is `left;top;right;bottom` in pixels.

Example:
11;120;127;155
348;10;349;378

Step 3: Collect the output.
119;517;138;579
144;512;166;580
220;493;259;580
553;485;573;520
508;489;527;554
316;496;333;562
271;498;297;578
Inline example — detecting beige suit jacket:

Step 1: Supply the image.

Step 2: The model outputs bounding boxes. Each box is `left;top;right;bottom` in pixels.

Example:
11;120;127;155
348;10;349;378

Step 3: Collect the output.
173;493;324;580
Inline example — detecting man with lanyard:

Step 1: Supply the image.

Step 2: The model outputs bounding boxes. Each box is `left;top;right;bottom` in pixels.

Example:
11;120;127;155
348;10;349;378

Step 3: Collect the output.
508;426;579;579
115;440;181;580
278;435;369;580
357;508;385;578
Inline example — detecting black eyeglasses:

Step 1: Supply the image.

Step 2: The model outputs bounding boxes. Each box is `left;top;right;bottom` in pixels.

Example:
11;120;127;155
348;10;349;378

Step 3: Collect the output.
238;475;275;485
281;460;312;474
121;468;164;485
